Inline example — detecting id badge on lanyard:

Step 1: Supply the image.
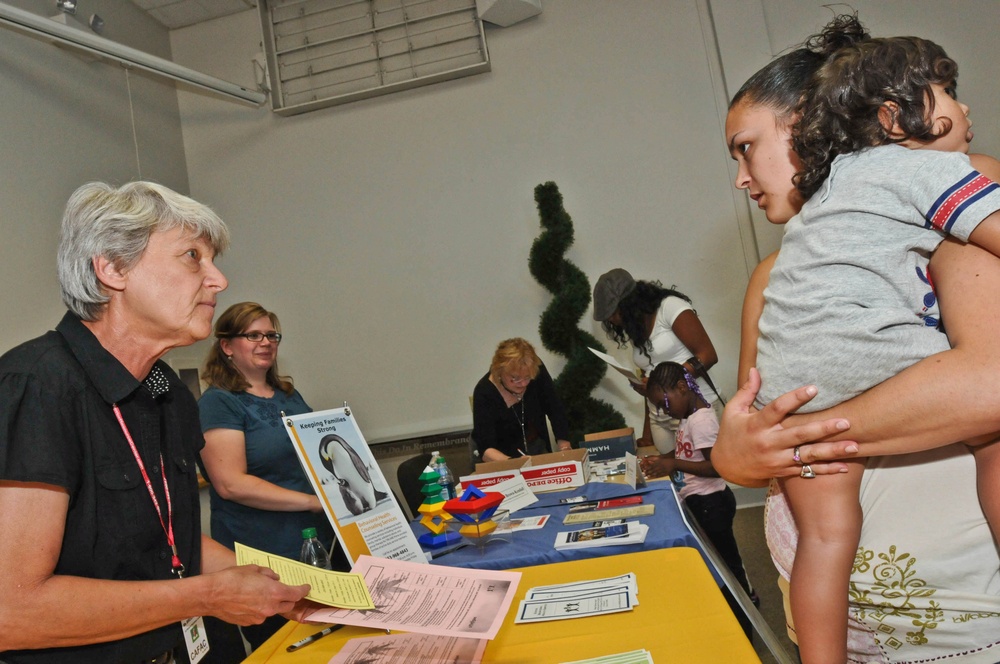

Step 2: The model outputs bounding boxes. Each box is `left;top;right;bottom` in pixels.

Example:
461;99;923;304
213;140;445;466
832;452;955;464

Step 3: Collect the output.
114;404;209;662
182;616;210;663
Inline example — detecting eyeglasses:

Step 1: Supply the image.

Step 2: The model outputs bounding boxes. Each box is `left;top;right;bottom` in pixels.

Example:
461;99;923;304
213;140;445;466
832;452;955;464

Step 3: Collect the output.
230;332;282;343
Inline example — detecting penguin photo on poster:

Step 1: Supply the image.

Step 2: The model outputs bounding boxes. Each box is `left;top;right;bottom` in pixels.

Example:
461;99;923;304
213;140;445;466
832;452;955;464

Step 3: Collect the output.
318;433;389;517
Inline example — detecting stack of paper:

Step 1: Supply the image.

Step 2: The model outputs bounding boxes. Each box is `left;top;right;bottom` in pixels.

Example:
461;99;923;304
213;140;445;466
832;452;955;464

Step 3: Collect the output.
554;522;648;550
561;650;655;664
515;573;638;624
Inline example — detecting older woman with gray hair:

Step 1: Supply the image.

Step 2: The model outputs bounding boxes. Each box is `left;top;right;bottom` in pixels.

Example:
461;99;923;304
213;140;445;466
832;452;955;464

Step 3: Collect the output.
0;182;311;664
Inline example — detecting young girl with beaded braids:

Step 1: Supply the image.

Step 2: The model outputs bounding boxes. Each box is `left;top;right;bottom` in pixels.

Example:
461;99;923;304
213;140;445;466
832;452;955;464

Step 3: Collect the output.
639;361;756;608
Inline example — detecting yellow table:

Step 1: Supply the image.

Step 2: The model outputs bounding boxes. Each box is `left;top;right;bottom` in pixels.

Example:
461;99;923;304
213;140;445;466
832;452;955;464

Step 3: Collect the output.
243;547;759;663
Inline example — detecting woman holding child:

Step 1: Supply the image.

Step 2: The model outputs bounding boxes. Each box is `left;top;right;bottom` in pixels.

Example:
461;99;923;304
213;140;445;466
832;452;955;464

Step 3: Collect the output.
717;14;1000;662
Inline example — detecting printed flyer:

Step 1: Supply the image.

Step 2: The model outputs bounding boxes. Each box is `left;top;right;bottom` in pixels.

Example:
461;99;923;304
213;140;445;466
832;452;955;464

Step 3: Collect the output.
284;406;425;564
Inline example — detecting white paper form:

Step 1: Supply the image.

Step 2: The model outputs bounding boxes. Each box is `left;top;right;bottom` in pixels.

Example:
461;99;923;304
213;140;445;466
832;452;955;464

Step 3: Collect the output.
308;555;521;640
527;573;638;600
328;633;488;664
515;587;635;623
515;573;639;624
588;347;643;385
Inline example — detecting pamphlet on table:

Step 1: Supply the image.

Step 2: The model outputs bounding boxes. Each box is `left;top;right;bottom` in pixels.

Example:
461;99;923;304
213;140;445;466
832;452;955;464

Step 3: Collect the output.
499;514;550;532
328;633;488;664
515;573;638;624
554;522;648;550
307;555;521;640
560;650;655;664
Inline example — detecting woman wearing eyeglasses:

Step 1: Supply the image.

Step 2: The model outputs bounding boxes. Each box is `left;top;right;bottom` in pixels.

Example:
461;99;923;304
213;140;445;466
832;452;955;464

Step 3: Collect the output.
472;337;572;462
198;302;338;649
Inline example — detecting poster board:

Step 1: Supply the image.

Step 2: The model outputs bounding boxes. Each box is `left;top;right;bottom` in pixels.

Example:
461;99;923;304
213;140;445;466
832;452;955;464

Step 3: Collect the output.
284;406;425;565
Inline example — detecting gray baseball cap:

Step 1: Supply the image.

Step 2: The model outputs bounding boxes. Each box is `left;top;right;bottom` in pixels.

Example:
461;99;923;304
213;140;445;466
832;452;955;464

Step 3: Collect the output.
592;268;636;321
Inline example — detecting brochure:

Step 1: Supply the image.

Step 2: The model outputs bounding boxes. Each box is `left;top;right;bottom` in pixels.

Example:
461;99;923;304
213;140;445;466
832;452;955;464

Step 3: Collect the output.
307;555;521;640
329;633;488;664
588;347;643;385
515;573;638;624
554;522;648;550
497;514;550;532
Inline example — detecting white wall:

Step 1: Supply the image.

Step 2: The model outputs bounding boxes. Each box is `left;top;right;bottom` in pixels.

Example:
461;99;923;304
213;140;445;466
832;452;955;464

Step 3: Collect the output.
3;0;999;448
167;0;1000;443
169;0;751;442
0;0;189;344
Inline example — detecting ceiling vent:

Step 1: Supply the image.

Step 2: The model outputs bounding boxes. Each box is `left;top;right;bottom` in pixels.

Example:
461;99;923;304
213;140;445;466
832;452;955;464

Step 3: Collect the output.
258;0;490;116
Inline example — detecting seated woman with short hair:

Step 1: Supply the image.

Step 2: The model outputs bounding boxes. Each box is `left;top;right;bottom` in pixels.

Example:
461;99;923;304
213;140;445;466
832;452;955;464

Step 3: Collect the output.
472;338;572;462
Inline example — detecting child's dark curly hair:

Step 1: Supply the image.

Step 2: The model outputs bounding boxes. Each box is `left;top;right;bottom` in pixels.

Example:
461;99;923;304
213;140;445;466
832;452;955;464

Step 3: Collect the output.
793;35;958;200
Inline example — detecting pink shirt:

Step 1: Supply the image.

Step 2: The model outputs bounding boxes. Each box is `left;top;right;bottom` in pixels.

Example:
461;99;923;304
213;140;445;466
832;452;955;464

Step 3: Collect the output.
674;407;726;498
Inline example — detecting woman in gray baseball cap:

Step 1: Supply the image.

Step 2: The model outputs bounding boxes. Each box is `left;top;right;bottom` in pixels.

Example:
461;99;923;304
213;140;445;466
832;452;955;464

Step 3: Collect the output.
593;268;721;452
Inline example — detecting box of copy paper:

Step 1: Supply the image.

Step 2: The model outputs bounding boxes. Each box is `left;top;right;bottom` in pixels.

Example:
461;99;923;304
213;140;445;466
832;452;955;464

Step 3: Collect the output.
459;468;524;492
470;449;589;492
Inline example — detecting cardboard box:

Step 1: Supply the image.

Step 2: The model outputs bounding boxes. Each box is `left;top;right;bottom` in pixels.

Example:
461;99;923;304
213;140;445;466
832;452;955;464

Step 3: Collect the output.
581;427;636;462
463;448;590;493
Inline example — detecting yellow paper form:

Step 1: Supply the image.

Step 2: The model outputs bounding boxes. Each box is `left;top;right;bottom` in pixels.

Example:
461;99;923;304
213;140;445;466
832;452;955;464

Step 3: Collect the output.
235;542;375;610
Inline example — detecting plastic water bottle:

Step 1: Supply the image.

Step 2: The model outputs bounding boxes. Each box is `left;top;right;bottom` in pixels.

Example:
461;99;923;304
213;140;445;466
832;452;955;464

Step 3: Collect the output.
437;454;457;501
299;527;331;569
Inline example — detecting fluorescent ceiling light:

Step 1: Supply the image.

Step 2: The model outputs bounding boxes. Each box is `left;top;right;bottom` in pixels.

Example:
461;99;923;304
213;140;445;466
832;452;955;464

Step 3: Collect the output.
0;1;265;105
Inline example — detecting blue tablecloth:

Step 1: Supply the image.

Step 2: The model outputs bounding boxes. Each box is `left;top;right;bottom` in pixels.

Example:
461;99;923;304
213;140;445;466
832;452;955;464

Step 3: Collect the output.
412;480;703;571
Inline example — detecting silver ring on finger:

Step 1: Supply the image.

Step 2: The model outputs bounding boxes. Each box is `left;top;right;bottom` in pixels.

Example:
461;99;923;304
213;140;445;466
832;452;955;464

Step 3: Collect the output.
800;463;816;479
793;445;803;465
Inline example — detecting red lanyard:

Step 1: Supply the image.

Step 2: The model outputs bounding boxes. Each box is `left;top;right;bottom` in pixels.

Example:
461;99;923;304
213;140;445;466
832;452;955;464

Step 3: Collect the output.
112;403;185;578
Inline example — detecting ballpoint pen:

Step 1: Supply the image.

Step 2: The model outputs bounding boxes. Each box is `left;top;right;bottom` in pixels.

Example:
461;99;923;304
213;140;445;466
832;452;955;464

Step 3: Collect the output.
430;542;471;559
286;624;344;652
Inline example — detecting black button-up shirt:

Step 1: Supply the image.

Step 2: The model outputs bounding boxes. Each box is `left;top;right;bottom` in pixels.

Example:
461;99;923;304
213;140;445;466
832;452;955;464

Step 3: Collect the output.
0;312;204;664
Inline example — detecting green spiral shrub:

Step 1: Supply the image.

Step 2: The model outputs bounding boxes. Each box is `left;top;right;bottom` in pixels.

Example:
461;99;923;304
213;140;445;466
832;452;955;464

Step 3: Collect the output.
529;182;626;443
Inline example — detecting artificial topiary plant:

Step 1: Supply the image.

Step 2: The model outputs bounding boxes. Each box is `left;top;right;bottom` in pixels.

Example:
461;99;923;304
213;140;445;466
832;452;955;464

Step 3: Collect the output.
529;181;626;444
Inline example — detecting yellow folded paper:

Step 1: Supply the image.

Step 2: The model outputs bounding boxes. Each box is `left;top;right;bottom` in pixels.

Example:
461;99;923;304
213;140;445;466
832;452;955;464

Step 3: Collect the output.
235;542;375;610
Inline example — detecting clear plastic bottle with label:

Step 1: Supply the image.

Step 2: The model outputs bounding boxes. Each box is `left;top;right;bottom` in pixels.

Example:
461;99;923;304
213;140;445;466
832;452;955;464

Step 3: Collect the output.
299;527;332;569
437;454;457;501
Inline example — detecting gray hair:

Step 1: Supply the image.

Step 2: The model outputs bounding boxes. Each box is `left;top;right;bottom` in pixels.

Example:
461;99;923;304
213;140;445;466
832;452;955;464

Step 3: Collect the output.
57;181;231;321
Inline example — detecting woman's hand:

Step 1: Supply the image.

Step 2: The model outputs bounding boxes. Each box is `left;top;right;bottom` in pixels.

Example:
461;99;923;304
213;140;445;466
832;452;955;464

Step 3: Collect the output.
712;369;860;487
556;440;573;452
